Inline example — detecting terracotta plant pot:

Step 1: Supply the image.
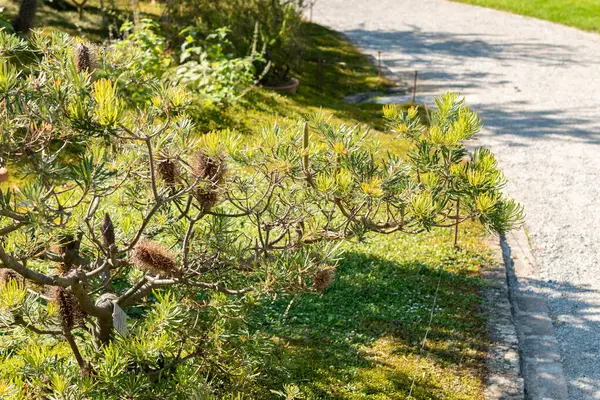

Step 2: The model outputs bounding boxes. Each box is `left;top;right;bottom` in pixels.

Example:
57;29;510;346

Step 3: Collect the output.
0;167;8;184
263;78;299;94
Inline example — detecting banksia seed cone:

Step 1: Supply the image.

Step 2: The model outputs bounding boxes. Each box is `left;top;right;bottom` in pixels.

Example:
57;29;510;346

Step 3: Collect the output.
12;0;37;33
313;266;336;293
196;190;218;213
74;43;94;73
192;151;226;212
58;235;80;274
53;287;86;330
192;151;226;184
157;156;179;187
131;240;181;278
100;213;115;249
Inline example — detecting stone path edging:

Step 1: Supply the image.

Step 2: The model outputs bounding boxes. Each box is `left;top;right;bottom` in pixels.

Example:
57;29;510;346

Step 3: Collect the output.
483;238;524;399
500;231;569;400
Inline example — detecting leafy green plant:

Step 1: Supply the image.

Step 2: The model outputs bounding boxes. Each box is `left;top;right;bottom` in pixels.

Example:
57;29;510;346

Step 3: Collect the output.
253;0;304;85
175;26;263;103
105;19;174;105
160;0;305;86
107;20;263;106
0;28;521;398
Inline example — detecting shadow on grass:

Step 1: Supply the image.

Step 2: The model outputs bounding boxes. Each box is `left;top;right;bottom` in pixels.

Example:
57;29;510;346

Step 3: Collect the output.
169;22;400;136
249;235;491;399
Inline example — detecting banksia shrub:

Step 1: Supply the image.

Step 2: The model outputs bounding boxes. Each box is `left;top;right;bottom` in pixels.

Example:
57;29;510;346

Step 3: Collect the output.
0;34;525;396
313;266;336;292
100;213;115;249
74;44;94;74
53;287;86;330
131;240;181;278
191;151;226;212
11;0;37;33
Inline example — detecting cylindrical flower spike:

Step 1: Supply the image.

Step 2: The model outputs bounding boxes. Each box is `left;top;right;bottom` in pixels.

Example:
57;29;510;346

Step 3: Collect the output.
74;44;94;74
100;213;115;249
132;240;181;278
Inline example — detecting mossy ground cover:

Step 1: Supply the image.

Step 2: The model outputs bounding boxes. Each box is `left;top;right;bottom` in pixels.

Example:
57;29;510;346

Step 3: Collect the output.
453;0;600;34
0;5;492;398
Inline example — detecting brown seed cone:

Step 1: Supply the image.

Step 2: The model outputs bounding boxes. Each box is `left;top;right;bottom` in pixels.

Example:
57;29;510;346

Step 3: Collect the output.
53;287;86;330
100;213;115;249
131;240;181;278
74;43;94;74
192;151;226;183
195;190;219;213
157;157;179;187
191;151;226;212
313;266;336;293
58;235;81;274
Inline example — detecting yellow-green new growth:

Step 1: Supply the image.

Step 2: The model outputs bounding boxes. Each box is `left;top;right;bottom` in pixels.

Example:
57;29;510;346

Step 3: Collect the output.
0;60;19;96
93;78;123;128
0;279;26;311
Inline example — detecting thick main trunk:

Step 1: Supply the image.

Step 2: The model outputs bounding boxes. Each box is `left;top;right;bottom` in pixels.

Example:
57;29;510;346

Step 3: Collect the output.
96;315;114;345
70;278;115;344
91;292;118;345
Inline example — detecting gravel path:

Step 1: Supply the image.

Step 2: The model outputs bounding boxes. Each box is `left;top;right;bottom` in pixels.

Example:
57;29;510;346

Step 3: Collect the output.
312;1;600;398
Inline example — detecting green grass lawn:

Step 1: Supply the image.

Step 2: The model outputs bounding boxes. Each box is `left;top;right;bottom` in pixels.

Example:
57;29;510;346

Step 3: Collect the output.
249;224;494;399
453;0;600;33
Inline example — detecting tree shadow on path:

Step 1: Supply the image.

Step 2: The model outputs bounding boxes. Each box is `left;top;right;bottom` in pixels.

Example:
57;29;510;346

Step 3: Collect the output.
338;27;600;144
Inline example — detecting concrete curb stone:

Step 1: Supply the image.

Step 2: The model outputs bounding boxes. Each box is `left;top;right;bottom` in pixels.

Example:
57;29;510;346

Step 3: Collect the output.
483;239;524;400
500;231;569;400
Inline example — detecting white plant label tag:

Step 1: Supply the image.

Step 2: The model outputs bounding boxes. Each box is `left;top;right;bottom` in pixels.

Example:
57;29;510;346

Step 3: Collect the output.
112;303;128;336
